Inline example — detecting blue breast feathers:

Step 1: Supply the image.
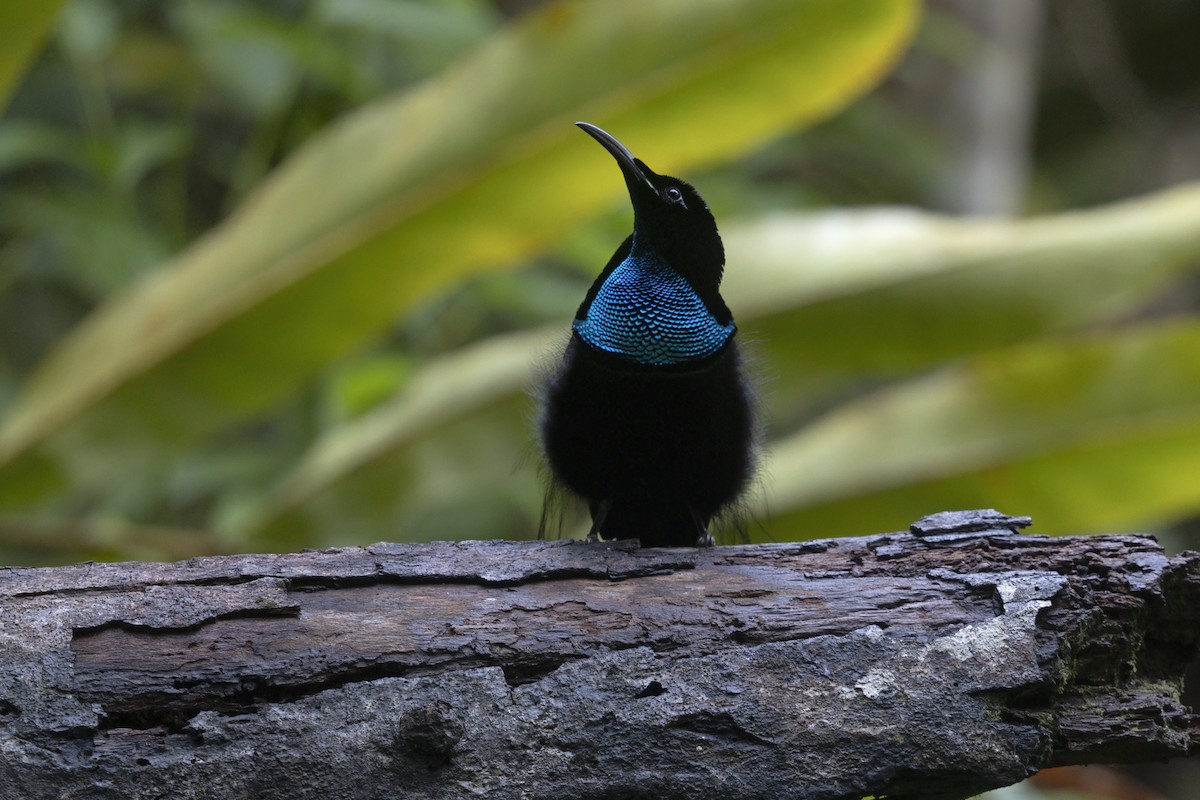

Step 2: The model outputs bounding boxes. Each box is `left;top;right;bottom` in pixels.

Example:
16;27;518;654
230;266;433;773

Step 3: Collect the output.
573;250;735;366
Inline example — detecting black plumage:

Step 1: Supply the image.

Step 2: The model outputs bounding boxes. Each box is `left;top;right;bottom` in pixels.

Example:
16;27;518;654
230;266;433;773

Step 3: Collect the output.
538;122;756;547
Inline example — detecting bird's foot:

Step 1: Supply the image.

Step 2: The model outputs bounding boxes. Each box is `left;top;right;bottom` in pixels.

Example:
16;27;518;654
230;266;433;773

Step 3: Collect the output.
586;499;612;543
690;508;714;547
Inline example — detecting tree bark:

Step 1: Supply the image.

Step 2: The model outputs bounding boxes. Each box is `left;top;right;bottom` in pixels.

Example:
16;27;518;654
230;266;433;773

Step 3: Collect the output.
1;510;1197;800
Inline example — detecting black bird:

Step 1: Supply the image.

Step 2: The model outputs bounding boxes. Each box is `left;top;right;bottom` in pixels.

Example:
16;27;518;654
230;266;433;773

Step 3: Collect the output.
539;122;756;547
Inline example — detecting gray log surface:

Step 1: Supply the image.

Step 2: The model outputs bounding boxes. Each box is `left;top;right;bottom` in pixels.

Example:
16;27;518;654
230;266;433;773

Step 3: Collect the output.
1;510;1197;800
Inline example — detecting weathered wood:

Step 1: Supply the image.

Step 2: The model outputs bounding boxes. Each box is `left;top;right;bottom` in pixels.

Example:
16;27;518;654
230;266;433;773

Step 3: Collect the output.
0;511;1197;800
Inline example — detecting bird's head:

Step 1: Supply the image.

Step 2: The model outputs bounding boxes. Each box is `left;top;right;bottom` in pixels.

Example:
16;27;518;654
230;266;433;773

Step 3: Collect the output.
577;122;725;291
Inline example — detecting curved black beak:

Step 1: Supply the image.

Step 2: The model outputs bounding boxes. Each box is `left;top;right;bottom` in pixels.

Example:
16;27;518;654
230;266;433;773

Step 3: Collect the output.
576;122;656;197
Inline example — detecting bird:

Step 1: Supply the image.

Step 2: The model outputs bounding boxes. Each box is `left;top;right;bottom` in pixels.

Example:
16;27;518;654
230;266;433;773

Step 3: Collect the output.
538;122;757;547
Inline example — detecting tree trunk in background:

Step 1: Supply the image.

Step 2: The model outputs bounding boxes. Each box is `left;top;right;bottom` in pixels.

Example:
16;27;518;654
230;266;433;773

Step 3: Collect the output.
1;511;1197;800
940;0;1042;215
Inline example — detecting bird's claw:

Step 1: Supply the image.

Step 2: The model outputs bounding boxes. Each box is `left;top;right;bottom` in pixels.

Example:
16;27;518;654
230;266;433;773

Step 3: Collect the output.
585;498;612;543
689;507;714;547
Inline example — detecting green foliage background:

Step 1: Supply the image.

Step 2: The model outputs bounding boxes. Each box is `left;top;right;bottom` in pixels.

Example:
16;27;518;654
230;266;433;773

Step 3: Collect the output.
3;0;1200;566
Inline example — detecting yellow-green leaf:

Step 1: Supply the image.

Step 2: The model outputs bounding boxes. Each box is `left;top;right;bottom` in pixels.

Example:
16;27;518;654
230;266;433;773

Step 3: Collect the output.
0;1;67;112
761;319;1200;538
243;326;557;542
728;183;1200;381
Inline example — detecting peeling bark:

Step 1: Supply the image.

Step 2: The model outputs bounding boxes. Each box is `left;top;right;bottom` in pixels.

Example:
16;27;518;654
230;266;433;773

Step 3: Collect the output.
0;511;1197;800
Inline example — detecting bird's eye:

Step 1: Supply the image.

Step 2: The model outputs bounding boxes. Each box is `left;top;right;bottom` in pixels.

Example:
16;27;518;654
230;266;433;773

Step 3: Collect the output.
665;186;685;206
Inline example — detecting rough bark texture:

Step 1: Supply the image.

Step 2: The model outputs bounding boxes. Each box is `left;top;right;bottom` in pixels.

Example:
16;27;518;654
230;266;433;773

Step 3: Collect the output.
0;511;1197;800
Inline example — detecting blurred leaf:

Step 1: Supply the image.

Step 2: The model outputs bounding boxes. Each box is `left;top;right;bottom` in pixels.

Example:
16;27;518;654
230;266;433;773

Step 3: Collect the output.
1;187;168;296
315;0;497;78
0;452;62;509
726;183;1200;379
0;514;224;564
0;0;69;112
245;326;554;541
111;120;189;191
0;118;187;186
0;0;919;506
0;121;91;175
761;318;1200;538
175;0;418;114
174;1;310;117
323;351;415;422
316;0;493;41
56;0;119;66
255;397;536;548
102;29;202;98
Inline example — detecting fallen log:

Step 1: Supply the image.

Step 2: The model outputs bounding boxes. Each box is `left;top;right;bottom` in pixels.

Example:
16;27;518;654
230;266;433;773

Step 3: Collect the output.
0;510;1196;799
